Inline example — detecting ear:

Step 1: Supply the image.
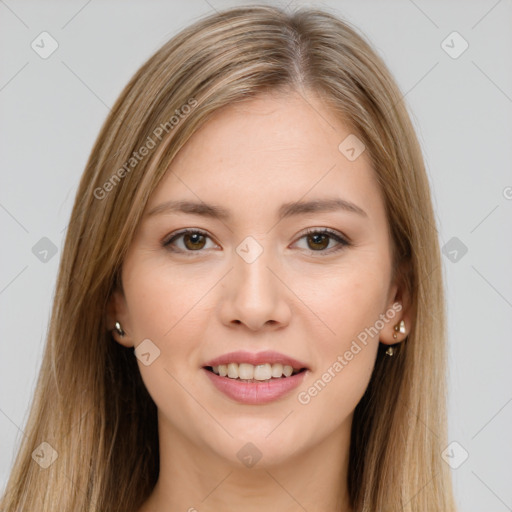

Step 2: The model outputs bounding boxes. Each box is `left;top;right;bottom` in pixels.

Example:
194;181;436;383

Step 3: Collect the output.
379;260;413;346
106;284;135;348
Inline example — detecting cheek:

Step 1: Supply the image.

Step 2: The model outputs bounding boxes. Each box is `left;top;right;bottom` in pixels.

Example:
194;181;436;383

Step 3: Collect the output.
123;256;213;342
122;256;219;409
291;258;388;409
122;260;214;427
294;271;381;424
296;262;390;351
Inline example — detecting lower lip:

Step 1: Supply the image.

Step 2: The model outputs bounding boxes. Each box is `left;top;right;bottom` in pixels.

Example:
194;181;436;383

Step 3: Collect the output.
203;368;308;405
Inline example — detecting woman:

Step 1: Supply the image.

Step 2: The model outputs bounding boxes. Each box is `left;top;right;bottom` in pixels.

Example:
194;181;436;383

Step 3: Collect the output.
0;5;456;511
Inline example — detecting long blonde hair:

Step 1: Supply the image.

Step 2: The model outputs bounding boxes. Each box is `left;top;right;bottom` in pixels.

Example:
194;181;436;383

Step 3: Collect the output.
1;5;455;511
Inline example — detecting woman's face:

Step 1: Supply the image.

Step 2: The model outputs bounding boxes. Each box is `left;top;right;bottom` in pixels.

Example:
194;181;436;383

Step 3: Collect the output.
111;89;404;468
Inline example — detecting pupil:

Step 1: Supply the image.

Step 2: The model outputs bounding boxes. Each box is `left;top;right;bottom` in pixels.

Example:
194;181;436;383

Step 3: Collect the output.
309;233;328;250
185;233;205;250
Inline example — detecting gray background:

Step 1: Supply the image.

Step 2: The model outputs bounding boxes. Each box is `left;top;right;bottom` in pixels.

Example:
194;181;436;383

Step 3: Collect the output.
1;1;511;510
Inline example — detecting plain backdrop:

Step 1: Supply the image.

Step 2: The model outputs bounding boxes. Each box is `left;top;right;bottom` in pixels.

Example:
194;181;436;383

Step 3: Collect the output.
1;1;511;510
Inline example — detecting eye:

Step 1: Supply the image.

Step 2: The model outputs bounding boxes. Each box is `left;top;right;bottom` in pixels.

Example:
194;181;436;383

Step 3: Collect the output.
293;228;350;255
163;229;218;252
162;228;350;255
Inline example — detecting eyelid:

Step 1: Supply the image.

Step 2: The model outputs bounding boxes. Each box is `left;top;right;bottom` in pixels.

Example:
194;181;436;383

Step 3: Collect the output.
298;227;350;245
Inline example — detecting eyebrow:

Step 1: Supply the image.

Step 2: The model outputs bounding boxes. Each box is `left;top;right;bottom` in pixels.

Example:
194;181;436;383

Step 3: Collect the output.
146;197;367;220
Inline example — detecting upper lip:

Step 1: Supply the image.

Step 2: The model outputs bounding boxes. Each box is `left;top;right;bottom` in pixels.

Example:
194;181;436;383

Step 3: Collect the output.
203;350;309;370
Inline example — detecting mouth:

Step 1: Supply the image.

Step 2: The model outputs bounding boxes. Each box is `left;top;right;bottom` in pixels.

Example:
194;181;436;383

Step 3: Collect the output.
203;363;307;383
202;364;308;405
201;350;310;404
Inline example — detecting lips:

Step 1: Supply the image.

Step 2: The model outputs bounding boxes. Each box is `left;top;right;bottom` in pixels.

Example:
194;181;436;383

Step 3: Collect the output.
203;367;308;405
203;350;309;370
202;350;310;405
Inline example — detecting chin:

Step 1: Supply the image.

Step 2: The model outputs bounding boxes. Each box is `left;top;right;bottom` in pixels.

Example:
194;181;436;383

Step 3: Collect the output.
212;432;305;470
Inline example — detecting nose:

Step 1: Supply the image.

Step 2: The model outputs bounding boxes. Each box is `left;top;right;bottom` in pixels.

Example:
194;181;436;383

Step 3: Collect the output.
218;242;292;332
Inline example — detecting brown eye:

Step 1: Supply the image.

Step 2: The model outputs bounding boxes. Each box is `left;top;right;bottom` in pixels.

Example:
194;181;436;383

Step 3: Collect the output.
163;229;216;253
306;233;330;251
183;233;206;250
294;228;350;255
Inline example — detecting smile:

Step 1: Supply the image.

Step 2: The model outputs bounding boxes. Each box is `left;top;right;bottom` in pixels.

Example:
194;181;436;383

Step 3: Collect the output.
206;362;304;381
203;365;308;405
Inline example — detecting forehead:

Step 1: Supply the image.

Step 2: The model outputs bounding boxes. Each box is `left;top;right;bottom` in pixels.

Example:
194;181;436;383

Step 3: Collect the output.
147;90;384;222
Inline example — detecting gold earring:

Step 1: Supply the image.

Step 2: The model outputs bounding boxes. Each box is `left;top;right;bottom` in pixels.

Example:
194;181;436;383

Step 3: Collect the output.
386;346;394;356
393;319;406;339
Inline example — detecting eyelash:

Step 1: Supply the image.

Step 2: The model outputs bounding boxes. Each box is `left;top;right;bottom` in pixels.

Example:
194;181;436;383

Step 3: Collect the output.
162;227;351;256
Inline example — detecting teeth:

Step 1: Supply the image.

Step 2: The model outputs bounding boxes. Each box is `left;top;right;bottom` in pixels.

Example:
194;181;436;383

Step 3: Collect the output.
282;365;293;377
254;363;272;380
227;363;238;379
271;363;283;378
211;362;298;380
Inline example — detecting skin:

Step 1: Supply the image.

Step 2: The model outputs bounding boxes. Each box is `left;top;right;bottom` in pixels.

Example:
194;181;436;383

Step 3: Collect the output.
108;88;410;512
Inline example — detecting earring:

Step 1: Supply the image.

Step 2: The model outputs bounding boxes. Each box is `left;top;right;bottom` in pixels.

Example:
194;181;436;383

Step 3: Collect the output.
385;346;395;357
393;319;406;339
114;321;125;337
